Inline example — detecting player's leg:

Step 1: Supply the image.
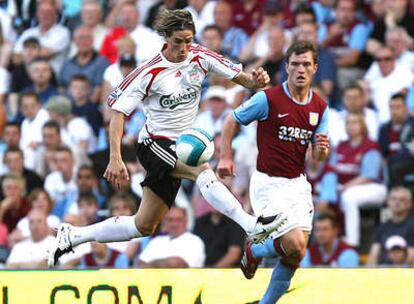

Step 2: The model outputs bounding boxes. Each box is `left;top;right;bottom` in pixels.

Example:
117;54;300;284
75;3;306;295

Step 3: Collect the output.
48;187;169;267
171;160;287;242
255;229;309;304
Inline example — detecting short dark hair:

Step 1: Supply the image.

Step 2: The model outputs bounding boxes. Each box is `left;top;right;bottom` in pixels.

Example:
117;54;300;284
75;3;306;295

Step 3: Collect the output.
5;121;21;131
202;25;223;38
285;41;318;64
78;191;98;206
42;119;60;133
70;74;89;84
4;146;24;158
20;91;40;104
55;145;73;156
344;83;364;95
77;165;97;179
315;212;337;228
108;192;137;214
154;9;196;37
390;93;407;103
23;37;40;48
294;3;316;21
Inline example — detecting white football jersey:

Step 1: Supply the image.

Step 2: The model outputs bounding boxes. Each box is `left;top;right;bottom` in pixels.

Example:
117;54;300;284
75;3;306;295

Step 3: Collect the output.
108;44;242;141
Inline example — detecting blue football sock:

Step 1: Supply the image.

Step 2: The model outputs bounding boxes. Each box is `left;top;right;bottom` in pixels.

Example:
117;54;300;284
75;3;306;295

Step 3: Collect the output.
259;261;296;304
251;238;277;259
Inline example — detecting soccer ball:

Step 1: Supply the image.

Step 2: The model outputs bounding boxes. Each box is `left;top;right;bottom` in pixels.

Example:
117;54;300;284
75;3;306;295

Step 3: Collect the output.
176;128;214;166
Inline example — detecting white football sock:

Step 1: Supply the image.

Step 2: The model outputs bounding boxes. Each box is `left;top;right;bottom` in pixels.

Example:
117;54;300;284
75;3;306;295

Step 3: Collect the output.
196;169;256;233
70;215;143;246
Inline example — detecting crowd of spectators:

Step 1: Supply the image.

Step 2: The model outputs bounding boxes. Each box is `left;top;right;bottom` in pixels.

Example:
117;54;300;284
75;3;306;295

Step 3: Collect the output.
0;0;413;269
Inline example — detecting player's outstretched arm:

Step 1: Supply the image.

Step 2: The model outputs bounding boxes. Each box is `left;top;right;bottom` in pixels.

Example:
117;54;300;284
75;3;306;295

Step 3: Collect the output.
103;110;130;188
217;114;240;178
232;67;270;90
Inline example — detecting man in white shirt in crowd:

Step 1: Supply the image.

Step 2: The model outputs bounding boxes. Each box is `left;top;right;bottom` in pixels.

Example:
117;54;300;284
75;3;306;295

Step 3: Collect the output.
6;209;54;269
363;45;414;124
137;206;205;268
329;84;379;148
19;92;50;170
44;95;96;155
44;146;78;220
13;1;70;74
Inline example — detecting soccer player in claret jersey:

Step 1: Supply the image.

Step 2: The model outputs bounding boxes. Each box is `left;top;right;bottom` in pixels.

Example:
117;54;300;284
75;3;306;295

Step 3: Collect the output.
218;41;330;303
47;9;288;267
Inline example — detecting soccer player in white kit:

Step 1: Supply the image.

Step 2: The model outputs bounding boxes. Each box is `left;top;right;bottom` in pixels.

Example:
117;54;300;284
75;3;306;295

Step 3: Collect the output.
48;9;287;267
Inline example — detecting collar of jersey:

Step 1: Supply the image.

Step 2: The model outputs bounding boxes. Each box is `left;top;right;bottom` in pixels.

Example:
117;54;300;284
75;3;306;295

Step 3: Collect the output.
159;47;191;66
282;81;313;106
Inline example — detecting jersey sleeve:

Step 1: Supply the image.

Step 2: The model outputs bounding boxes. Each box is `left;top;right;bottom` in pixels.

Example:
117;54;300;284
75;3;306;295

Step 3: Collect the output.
312;107;329;143
201;47;242;80
233;91;269;125
107;71;148;116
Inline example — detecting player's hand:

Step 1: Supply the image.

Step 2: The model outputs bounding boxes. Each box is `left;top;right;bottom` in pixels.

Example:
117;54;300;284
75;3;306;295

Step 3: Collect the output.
252;67;270;88
103;157;130;189
217;158;236;178
315;134;330;150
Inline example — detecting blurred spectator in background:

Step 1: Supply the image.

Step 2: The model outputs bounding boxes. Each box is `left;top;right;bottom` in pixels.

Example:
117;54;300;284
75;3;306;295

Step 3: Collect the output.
45;95;96;155
34;120;62;177
186;0;216;42
2;146;43;197
79;241;128;269
194;86;231;137
231;0;264;36
383;235;409;266
367;186;414;265
68;0;109;57
363;46;414;124
365;27;414;80
245;26;284;85
137;206;205;268
101;1;161;64
194;206;245;267
68;75;103;137
214;0;248;62
10;37;40;95
320;0;370;91
329;84;379;148
378;93;414;187
21;59;59;104
301;212;359;267
44;145;77;219
366;0;414;57
59;26;109;103
146;0;188;29
13;1;70;74
101;37;137;101
201;25;227;56
331;113;387;247
19;92;50;169
311;0;335;25
64;165;106;219
280;21;336;99
9;188;59;247
0;122;20;171
106;192;140;262
6;209;53;269
0;174;29;232
240;1;284;64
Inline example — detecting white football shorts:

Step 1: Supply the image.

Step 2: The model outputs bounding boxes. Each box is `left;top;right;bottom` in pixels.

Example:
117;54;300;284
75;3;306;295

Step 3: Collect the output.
249;170;314;239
